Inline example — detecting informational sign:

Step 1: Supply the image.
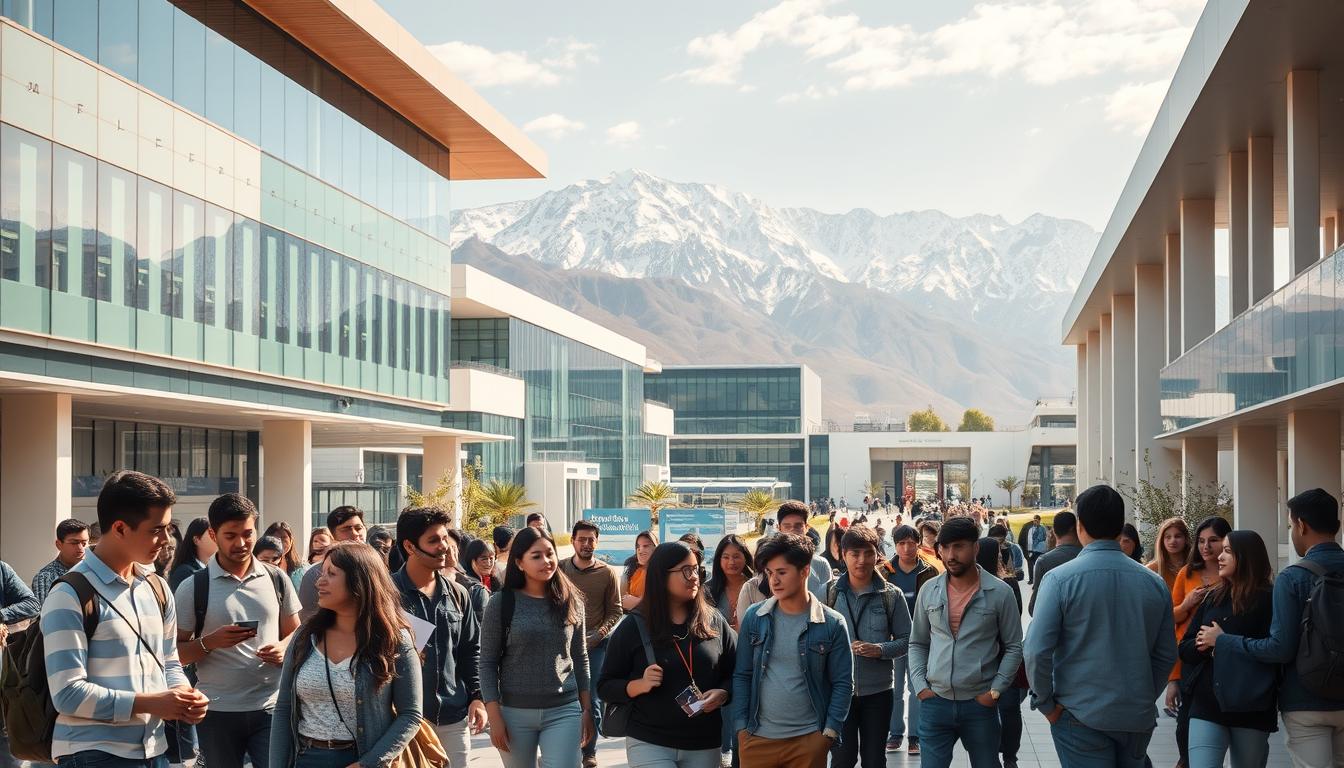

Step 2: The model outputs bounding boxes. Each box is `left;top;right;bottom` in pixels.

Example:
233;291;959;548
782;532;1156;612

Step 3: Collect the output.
660;508;730;560
584;508;652;565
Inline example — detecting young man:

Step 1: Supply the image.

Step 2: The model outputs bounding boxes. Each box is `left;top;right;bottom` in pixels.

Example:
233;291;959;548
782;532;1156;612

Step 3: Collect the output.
1023;484;1175;768
735;500;834;619
393;507;485;768
174;493;299;768
560;520;622;768
1204;487;1344;768
32;518;91;603
1025;516;1048;584
1027;510;1081;616
41;470;208;765
908;516;1023;768
826;524;911;768
882;525;939;756
298;505;365;621
732;532;853;768
526;512;547;532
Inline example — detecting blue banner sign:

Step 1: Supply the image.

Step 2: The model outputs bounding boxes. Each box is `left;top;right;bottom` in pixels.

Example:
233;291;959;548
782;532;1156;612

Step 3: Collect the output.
584;508;652;565
660;508;730;560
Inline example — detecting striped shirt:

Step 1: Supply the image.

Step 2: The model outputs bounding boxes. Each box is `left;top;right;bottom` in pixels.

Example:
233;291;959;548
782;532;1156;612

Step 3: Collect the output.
39;549;187;760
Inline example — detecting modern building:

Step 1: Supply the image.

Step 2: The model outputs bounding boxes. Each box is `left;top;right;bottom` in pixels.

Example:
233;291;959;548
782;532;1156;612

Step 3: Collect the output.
1064;0;1344;562
644;364;823;498
0;0;547;580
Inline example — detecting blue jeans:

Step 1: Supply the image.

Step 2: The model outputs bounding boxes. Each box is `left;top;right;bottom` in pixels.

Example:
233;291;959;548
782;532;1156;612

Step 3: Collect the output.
585;638;608;758
917;695;1000;768
890;655;920;740
498;700;583;768
197;708;274;767
1187;718;1270;768
625;737;721;768
293;746;358;768
56;753;168;768
1049;710;1153;768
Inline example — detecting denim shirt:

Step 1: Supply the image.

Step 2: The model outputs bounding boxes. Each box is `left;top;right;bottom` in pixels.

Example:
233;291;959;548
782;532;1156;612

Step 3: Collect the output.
731;593;853;737
392;568;482;725
828;574;911;696
1217;542;1344;712
270;630;423;768
1024;541;1176;733
908;566;1022;701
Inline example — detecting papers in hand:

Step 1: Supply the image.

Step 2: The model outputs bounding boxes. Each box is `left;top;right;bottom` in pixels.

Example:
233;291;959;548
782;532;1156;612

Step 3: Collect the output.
401;610;436;652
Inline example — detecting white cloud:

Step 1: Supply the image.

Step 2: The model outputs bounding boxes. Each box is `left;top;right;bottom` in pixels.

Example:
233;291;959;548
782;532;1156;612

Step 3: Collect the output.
428;38;596;88
523;113;587;140
778;84;835;103
607;121;642;146
1105;80;1169;135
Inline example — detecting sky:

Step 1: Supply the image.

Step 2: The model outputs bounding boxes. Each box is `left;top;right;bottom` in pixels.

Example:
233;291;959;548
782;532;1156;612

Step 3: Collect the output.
380;0;1207;229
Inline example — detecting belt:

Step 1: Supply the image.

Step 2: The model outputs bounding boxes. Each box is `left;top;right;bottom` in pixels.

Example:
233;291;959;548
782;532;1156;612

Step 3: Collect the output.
299;736;356;750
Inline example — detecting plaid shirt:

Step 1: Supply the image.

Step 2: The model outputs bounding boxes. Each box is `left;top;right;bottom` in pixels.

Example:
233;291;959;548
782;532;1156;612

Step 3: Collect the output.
31;557;69;604
39;549;187;760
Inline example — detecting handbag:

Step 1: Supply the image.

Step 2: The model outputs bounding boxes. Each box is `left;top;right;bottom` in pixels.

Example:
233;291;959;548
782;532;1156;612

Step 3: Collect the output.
602;613;656;738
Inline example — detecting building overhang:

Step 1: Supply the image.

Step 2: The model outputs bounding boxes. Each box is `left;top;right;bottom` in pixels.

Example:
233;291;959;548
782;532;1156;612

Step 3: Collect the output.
242;0;545;181
1063;0;1344;344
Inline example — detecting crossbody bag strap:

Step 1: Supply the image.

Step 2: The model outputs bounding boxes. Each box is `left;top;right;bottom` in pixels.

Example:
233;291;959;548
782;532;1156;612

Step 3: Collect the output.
96;580;166;673
321;637;358;742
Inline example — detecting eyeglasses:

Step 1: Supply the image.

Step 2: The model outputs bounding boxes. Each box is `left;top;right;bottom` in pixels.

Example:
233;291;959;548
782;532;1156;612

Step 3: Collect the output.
673;565;700;582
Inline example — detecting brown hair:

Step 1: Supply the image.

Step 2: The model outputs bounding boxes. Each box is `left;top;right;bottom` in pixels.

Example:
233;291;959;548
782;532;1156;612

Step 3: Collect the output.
263;521;302;575
1206;529;1274;615
1146;517;1191;576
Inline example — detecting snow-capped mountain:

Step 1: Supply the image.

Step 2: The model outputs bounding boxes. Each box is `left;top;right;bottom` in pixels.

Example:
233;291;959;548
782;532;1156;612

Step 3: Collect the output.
449;169;1099;339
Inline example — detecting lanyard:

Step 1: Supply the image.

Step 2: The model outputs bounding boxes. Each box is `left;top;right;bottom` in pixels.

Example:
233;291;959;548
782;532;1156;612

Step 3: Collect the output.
673;634;697;691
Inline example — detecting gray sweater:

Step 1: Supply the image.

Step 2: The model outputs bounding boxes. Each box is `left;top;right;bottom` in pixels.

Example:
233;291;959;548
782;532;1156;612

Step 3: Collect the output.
479;591;590;709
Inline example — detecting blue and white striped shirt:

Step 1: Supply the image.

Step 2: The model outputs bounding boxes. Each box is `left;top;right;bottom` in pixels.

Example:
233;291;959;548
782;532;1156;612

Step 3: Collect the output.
39;549;187;760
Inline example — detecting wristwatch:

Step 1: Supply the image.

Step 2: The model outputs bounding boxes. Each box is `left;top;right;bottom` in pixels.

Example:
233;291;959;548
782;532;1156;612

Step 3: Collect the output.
989;689;1001;701
822;728;839;741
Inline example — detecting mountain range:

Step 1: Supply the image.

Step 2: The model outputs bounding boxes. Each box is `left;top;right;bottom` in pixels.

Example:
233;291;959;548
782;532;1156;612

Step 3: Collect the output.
450;170;1100;424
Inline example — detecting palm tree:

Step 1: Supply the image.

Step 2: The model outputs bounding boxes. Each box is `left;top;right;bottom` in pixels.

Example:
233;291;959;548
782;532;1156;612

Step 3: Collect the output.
735;489;782;530
864;481;884;501
996;476;1024;510
475;479;536;531
627;481;682;525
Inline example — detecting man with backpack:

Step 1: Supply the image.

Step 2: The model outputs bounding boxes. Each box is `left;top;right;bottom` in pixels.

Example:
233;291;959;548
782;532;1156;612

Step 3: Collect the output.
173;493;300;768
825;524;911;768
1204;487;1344;768
38;470;208;765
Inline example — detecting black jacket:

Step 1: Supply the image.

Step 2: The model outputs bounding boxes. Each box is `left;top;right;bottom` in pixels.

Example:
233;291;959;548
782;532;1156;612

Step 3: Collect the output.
1178;587;1276;732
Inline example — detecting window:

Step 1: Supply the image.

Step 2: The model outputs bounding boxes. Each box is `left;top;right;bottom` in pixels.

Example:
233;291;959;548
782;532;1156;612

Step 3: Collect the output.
0;125;53;290
172;4;205;114
99;0;137;80
97;161;136;305
52;146;96;298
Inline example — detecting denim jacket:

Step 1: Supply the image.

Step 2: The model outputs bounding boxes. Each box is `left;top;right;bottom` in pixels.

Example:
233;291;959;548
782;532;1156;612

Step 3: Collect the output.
730;593;853;737
908;566;1023;701
269;630;423;768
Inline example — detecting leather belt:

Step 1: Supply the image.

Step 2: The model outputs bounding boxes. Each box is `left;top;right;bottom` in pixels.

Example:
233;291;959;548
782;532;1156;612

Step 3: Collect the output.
299;736;356;750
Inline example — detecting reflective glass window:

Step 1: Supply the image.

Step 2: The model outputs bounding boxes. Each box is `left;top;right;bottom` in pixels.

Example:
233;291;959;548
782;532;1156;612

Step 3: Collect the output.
259;63;285;160
339;258;352;357
53;0;97;61
172;5;205;115
291;235;308;347
52;146;96;298
136;177;169;313
284;78;307;168
172;191;202;320
204;21;234;131
97;161;136;305
317;247;332;353
136;0;172;97
99;0;137;80
5;0;53;37
200;204;231;328
1;125;53;288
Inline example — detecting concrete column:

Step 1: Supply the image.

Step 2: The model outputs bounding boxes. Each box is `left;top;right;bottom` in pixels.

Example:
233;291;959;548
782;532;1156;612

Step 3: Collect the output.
1135;264;1178;487
1228;151;1249;317
1077;344;1090;488
1182;437;1218;500
422;436;464;525
1111;295;1137;509
1326;217;1338;259
1181;199;1215;353
1087;330;1102;487
261;420;312;550
1232;425;1279;554
1287;410;1341;502
396;452;409;507
1248;136;1275;303
1100;313;1113;483
1288;70;1320;276
0;394;72;582
1165;233;1182;363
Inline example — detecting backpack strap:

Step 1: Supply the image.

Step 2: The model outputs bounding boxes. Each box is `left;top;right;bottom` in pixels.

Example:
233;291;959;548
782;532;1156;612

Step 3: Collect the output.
145;572;168;619
193;568;210;639
629;612;656;667
825;580;838;608
1293;560;1329;579
56;572;101;639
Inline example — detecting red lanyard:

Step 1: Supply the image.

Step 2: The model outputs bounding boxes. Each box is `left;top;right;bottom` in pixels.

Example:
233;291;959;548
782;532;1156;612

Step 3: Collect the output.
673;636;694;679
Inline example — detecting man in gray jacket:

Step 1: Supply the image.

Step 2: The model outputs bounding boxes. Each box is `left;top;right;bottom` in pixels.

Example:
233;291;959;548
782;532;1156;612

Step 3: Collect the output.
908;516;1023;768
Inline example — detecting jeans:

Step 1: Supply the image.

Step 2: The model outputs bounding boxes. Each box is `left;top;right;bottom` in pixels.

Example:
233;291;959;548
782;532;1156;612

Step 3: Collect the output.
1049;710;1153;768
56;753;169;768
917;695;1001;768
997;688;1023;762
890;655;920;741
196;707;274;768
433;718;471;768
498;700;583;768
1187;718;1270;768
585;638;608;758
1281;709;1344;768
833;690;893;768
293;746;358;768
624;737;721;768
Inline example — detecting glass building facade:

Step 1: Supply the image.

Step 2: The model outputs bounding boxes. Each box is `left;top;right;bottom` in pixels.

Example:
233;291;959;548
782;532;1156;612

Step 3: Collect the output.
644;367;803;434
73;416;255;498
808;434;829;500
667;439;805;499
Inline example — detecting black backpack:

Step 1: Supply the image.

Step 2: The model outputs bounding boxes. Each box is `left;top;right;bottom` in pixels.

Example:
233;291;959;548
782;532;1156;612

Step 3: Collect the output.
1;572;168;762
1293;560;1344;700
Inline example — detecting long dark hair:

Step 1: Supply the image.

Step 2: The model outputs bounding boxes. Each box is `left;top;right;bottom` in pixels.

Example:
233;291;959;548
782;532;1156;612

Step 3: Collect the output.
1119;523;1144;562
640;542;717;645
623;530;658;582
709;534;753;604
1207;529;1274;615
263;521;302;575
1188;516;1232;571
290;542;409;691
170;517;211;575
503;526;580;626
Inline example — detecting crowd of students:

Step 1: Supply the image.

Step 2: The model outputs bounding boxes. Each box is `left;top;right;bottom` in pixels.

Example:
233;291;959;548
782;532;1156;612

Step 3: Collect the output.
0;470;1342;768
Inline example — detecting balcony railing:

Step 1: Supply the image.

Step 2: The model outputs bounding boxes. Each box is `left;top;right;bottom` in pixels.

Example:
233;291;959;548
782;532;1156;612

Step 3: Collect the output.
450;361;523;380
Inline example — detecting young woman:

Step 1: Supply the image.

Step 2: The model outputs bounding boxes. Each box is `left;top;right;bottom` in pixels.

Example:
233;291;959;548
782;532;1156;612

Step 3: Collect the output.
706;534;752;631
154;521;180;576
1179;530;1276;768
1169;516;1232;768
464;538;499;593
598;542;736;768
1147;517;1192;592
269;542;423;768
480;526;594;768
264;520;306;590
620;531;658;611
254;536;286;567
822;525;846;575
1119;523;1145;562
168;517;217;590
307;526;333;565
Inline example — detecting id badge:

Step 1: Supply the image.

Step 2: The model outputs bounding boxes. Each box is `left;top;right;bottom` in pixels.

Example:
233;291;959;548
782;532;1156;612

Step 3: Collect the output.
675;685;705;716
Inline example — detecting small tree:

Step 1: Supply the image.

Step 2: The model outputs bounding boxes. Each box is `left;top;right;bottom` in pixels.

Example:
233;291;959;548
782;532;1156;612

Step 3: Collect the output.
958;408;995;432
908;406;950;432
474;479;536;534
408;461;487;530
863;481;884;500
735;489;781;529
627;481;682;525
1119;450;1233;555
996;476;1024;509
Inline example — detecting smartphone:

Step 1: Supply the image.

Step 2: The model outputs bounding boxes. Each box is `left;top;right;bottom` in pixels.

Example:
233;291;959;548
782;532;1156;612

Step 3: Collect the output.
235;620;259;632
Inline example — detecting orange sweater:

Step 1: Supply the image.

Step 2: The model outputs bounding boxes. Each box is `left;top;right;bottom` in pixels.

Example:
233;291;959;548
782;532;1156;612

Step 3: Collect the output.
1169;565;1219;681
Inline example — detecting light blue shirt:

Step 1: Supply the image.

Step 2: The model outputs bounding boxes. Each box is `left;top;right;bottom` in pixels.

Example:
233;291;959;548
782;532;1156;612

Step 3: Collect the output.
1024;540;1176;733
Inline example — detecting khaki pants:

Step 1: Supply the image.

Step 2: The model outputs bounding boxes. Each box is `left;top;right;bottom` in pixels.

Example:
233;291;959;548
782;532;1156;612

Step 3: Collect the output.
737;730;830;768
1283;710;1344;768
